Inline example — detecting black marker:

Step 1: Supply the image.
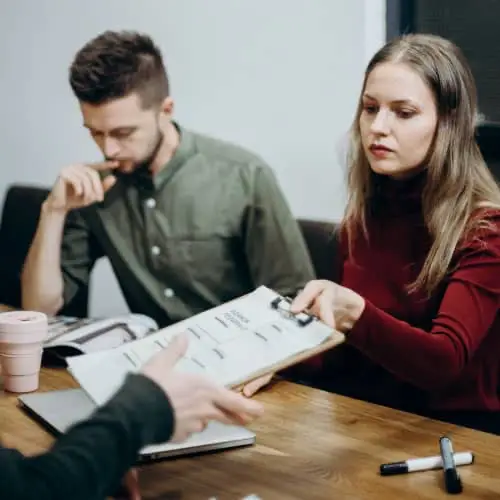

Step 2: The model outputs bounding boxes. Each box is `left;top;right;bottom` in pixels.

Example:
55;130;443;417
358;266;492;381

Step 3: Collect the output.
439;436;463;494
380;451;474;476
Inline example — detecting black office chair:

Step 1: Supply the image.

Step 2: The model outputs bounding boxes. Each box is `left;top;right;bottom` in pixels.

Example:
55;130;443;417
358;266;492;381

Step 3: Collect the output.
476;122;500;180
0;184;89;317
296;218;340;282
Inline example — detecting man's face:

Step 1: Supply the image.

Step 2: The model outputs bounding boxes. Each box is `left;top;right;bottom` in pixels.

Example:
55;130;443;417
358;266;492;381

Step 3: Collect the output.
80;92;164;173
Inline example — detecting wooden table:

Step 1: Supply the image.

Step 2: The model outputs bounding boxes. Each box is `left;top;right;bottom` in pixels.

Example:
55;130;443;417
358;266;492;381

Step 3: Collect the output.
2;369;500;499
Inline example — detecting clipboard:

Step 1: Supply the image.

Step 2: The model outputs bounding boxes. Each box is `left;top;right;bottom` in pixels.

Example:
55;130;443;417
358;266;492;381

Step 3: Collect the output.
66;286;346;407
229;294;345;390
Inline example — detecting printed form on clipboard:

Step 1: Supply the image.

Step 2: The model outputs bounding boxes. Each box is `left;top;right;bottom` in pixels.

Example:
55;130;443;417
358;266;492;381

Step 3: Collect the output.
66;286;345;406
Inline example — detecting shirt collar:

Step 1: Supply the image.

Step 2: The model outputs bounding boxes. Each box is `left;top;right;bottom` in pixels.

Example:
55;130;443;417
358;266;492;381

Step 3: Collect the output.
153;122;195;190
116;121;196;193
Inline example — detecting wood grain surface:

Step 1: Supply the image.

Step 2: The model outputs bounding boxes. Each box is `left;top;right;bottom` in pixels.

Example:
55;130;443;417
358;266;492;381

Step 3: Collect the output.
2;369;500;499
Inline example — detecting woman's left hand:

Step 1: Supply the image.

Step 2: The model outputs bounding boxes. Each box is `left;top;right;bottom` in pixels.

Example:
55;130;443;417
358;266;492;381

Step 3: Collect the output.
241;373;274;397
290;280;366;332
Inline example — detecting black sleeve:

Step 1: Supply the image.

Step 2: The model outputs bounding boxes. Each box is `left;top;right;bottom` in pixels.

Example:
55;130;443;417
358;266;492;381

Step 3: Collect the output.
0;373;174;500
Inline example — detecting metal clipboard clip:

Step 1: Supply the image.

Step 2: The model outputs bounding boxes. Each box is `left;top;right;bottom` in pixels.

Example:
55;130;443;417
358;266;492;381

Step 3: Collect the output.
270;296;314;327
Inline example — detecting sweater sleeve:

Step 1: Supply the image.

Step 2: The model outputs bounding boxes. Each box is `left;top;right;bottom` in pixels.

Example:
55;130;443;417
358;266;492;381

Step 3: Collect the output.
347;222;500;392
0;373;174;500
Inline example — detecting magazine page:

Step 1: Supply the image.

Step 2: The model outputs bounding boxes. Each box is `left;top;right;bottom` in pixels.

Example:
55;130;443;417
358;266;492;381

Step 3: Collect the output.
44;314;158;355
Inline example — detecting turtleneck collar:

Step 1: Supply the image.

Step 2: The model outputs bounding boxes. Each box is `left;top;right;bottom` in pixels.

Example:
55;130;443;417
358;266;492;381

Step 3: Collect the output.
370;169;427;217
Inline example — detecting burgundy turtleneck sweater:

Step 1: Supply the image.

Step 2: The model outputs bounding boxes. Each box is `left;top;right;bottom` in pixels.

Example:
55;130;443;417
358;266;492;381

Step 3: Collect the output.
314;172;500;414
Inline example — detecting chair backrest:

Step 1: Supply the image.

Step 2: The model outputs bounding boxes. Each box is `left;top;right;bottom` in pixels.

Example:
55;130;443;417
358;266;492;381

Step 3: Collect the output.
476;123;500;180
297;218;340;282
0;184;89;317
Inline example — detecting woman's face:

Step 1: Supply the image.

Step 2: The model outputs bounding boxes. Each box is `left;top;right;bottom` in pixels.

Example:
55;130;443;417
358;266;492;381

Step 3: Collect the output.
359;62;438;179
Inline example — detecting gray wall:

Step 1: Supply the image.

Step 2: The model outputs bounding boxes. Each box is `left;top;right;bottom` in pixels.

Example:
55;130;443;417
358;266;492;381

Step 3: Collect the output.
0;0;385;316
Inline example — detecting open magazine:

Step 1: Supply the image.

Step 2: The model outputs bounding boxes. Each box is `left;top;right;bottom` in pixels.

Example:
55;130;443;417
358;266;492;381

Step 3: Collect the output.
43;314;158;365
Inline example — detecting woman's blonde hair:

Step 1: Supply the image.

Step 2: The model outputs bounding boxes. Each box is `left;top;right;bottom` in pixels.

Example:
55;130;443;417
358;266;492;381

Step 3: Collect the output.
344;33;500;295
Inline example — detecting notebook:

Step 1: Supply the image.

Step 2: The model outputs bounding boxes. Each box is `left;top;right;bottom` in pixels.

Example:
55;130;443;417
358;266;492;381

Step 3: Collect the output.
18;388;256;462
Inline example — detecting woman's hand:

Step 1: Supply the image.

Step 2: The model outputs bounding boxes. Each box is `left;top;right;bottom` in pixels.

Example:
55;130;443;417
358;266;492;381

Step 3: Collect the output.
241;373;274;398
239;280;366;396
290;280;366;332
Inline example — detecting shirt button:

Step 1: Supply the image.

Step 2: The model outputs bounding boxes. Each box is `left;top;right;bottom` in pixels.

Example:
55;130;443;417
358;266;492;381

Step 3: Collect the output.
151;245;161;256
164;288;175;298
145;198;156;209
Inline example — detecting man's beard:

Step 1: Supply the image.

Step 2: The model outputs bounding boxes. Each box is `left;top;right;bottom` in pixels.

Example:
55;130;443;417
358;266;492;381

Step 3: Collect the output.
107;127;165;175
134;127;165;172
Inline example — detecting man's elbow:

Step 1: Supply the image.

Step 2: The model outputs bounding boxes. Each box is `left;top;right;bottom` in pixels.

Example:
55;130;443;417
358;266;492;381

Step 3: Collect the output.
20;269;64;315
21;289;63;316
23;298;63;317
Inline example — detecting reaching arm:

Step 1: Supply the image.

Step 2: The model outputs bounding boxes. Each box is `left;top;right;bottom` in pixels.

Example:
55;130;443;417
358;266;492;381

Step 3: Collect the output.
0;373;174;500
0;335;264;500
243;164;315;296
346;224;500;391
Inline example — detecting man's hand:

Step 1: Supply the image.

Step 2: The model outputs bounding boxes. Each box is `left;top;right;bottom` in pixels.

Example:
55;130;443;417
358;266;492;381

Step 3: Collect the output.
44;161;120;213
120;335;264;499
141;334;264;442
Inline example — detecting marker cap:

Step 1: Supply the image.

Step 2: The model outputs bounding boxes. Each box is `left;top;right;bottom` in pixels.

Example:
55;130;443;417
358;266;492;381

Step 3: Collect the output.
445;468;463;494
380;462;409;476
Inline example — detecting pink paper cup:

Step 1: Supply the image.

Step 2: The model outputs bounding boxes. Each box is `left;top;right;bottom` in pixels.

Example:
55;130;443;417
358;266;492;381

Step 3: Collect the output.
3;373;41;393
0;350;43;374
0;334;47;355
0;350;43;393
0;311;47;352
0;311;48;339
0;311;47;393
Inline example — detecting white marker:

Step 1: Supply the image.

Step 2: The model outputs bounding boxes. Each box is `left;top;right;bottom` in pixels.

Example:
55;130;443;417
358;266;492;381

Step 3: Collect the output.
380;451;474;476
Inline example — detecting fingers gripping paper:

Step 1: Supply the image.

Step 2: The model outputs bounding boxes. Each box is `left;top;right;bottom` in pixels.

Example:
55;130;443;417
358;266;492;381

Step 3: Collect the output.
67;286;345;406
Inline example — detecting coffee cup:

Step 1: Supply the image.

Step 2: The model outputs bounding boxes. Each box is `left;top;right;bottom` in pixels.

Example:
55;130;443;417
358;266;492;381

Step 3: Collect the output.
0;311;48;393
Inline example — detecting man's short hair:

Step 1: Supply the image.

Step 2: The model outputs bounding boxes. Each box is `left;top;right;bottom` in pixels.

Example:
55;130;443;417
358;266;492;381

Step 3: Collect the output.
69;30;169;108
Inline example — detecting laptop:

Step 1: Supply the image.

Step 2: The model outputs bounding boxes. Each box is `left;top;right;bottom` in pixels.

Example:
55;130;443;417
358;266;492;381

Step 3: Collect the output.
18;388;256;462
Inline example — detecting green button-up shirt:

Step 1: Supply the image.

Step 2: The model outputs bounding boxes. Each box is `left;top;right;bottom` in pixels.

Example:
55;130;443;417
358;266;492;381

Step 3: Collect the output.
60;124;315;327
